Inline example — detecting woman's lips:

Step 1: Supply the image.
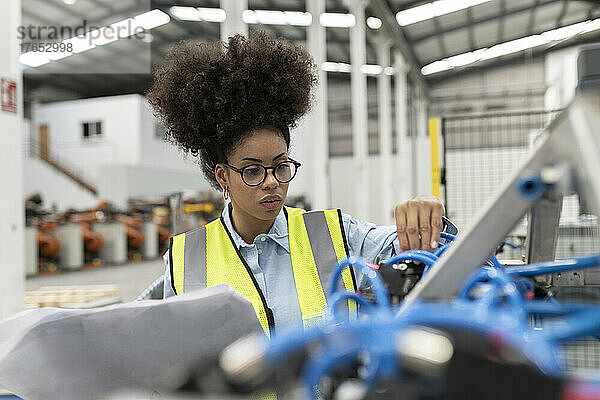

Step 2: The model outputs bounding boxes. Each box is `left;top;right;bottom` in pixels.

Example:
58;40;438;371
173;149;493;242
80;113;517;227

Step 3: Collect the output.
260;199;281;209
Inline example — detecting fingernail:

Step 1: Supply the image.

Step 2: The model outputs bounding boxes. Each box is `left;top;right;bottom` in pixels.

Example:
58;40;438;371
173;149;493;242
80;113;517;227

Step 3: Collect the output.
431;240;438;249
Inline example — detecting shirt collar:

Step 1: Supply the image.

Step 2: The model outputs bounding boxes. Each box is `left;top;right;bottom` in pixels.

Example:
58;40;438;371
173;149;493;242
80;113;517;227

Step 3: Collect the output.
220;202;290;252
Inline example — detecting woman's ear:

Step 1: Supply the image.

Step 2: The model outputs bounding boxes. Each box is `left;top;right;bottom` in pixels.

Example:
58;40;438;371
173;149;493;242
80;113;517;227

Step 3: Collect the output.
215;163;228;190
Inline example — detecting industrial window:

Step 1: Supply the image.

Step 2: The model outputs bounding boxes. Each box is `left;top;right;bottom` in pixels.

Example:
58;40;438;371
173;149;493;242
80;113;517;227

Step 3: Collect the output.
82;121;103;139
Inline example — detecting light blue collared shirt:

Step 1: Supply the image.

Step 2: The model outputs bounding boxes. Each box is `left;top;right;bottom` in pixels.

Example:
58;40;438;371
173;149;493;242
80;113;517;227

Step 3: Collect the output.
163;204;400;330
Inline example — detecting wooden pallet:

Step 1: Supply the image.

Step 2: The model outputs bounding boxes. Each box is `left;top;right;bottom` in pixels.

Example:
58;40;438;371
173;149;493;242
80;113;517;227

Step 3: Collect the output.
25;285;120;309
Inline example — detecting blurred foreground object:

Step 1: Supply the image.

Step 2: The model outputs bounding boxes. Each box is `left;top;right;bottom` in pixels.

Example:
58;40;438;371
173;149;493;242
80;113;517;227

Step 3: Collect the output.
0;285;262;400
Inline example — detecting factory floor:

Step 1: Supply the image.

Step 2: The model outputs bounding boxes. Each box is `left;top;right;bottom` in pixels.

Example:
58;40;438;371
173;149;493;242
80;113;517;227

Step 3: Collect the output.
26;258;165;302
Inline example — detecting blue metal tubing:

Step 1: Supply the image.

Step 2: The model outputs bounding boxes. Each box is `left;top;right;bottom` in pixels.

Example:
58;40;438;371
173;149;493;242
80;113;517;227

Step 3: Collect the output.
434;242;451;257
506;255;600;277
488;256;503;269
328;291;375;320
541;309;600;343
440;232;456;241
384;250;438;266
457;268;524;313
329;257;392;311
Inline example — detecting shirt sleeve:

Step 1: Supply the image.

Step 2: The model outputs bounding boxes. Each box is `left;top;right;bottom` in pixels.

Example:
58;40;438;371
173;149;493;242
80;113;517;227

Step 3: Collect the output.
341;212;399;290
163;250;176;299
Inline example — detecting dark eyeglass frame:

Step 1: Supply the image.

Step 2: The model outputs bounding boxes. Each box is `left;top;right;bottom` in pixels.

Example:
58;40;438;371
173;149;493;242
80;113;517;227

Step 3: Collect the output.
222;158;301;187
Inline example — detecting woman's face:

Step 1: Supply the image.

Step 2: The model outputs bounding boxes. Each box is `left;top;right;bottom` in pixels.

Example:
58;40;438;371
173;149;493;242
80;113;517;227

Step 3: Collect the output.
216;128;290;222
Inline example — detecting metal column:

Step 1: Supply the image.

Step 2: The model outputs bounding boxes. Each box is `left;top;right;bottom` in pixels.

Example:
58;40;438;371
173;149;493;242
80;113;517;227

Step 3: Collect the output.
307;0;330;210
220;0;248;41
0;0;24;319
347;0;370;222
394;50;411;203
377;36;393;224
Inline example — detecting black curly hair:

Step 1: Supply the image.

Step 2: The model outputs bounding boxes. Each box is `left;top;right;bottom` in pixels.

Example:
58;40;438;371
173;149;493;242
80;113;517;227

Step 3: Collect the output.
147;30;318;190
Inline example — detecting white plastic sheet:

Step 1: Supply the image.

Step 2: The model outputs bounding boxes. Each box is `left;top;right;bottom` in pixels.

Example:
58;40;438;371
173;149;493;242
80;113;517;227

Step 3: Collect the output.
0;285;262;400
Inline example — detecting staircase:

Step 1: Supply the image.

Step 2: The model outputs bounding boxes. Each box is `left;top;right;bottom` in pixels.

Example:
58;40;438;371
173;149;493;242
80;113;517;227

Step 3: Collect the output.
28;141;99;196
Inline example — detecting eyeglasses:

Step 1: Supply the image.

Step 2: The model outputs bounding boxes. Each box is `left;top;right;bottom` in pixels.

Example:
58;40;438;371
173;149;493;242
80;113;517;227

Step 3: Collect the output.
223;158;301;186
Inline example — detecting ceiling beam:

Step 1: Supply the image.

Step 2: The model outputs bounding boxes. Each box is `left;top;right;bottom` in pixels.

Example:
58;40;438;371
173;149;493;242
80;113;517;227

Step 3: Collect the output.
555;0;568;27
432;15;448;58
527;0;543;35
466;5;477;50
369;0;428;91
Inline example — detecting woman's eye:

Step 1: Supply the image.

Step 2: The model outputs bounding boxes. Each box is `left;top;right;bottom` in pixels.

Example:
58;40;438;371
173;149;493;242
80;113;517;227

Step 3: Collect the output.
245;167;262;177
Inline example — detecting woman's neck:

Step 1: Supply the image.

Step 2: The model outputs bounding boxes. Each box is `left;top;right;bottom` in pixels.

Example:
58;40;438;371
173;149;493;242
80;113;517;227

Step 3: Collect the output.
229;203;276;244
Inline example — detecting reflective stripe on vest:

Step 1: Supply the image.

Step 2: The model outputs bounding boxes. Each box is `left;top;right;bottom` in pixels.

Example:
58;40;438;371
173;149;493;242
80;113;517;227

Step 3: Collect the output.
169;206;357;336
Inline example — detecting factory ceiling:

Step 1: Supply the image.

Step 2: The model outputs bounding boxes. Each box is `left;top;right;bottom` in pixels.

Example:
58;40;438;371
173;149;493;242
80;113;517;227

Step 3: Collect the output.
20;0;600;103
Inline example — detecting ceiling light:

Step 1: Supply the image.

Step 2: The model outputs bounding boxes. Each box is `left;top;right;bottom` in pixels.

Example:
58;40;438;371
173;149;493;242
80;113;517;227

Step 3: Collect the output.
396;0;490;26
197;7;226;23
243;10;311;26
384;66;395;75
361;64;383;75
367;17;382;29
62;0;76;4
63;35;96;53
19;52;50;68
421;17;600;75
284;11;312;26
20;9;169;69
170;6;202;21
134;9;170;30
320;13;355;28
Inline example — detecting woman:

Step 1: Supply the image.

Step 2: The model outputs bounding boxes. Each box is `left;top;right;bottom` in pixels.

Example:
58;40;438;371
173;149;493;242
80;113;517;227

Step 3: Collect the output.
148;31;445;335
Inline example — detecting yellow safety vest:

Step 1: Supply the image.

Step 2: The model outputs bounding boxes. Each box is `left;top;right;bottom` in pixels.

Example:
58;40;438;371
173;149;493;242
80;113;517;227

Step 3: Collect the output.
169;206;357;336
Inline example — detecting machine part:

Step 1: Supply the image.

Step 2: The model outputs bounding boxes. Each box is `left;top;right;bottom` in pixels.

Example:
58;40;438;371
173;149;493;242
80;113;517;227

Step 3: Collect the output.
515;172;546;201
169;192;184;236
54;223;83;271
402;82;600;305
94;222;127;265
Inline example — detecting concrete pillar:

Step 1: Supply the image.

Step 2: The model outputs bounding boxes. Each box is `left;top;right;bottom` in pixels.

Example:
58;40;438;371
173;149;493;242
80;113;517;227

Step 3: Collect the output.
0;0;24;319
416;88;431;196
377;36;393;224
220;0;248;41
346;0;369;222
394;50;411;203
307;0;330;210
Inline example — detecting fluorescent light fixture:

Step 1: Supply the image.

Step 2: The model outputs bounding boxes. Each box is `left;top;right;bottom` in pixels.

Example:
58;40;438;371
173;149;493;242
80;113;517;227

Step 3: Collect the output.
284;11;312;26
89;26;119;46
322;62;391;75
198;7;226;23
46;51;73;61
361;64;383;75
63;35;96;53
321;62;352;72
242;10;311;26
170;6;203;21
320;13;355;28
396;0;490;26
134;9;170;30
421;17;600;75
20;8;169;69
19;52;50;67
367;17;382;29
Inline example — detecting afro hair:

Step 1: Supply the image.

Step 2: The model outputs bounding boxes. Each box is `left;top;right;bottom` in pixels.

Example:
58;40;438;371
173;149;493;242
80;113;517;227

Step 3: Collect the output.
147;30;318;190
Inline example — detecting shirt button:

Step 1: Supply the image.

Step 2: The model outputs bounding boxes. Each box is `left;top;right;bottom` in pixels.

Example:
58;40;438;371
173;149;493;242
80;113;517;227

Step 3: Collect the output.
260;237;266;242
257;249;262;255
